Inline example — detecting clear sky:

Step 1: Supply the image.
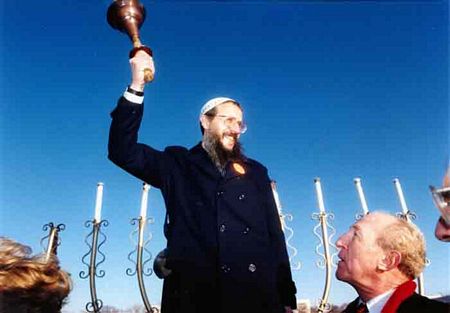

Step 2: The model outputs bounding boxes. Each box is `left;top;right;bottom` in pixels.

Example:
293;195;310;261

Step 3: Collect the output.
1;1;449;312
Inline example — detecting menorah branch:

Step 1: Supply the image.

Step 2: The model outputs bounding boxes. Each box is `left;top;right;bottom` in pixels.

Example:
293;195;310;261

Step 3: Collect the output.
41;222;66;263
80;219;109;313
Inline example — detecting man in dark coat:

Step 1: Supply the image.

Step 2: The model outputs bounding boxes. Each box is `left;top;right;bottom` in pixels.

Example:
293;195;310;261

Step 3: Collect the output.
335;211;449;313
108;51;297;313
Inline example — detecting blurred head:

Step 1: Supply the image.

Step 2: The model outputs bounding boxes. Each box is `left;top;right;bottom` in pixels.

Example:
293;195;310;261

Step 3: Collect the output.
335;212;425;291
435;167;450;242
444;166;450;187
435;217;450;242
200;98;246;167
0;237;72;313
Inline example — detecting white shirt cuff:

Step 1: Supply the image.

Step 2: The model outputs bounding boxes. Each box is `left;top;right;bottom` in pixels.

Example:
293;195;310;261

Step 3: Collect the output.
123;89;144;104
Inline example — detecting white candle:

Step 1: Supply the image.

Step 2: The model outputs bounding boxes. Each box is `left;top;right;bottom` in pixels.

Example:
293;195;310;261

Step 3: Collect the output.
140;183;151;220
393;178;409;214
314;178;326;213
94;182;104;223
270;181;282;215
354;177;369;215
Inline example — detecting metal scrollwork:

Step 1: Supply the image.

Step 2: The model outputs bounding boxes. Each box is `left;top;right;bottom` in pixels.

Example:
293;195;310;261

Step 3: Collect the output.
393;178;425;295
40;222;65;262
271;181;302;271
79;219;109;313
128;213;155;313
312;178;337;313
86;299;103;313
281;213;301;270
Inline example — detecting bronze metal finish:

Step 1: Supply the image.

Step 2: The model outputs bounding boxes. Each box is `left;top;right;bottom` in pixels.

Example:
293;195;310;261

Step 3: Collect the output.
107;0;154;82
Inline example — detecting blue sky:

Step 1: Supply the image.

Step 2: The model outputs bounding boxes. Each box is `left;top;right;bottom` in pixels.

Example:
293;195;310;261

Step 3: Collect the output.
1;1;448;312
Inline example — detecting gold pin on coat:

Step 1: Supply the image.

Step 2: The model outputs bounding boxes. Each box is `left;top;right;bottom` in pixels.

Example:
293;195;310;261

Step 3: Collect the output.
233;163;246;175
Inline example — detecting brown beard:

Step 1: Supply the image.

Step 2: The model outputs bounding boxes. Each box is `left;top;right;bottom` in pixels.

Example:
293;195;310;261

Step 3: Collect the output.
203;131;244;173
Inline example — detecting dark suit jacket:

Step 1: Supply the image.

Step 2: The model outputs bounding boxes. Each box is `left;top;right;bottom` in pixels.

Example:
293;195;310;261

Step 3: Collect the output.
108;97;297;313
342;293;450;313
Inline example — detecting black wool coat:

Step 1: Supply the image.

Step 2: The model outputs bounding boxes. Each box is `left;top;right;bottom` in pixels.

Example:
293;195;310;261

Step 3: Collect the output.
342;294;450;313
108;97;297;313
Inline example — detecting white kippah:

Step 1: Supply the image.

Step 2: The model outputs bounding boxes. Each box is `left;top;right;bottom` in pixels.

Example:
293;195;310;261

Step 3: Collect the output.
199;97;238;117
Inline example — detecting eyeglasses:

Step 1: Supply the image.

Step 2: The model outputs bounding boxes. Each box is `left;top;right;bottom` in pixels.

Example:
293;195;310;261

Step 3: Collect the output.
206;114;248;134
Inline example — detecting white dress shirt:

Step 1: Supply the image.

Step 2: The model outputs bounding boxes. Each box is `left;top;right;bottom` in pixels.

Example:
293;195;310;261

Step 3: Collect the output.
364;289;395;313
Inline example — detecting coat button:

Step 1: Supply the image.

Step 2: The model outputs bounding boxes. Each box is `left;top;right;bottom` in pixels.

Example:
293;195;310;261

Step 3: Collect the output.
219;224;226;232
238;194;245;200
243;226;250;234
221;264;231;273
248;263;256;272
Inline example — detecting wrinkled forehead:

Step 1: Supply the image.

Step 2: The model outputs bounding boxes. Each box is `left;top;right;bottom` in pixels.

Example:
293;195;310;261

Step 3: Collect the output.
357;212;396;233
215;101;244;118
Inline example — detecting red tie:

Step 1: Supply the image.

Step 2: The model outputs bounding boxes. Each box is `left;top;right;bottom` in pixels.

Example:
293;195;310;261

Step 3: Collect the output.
356;302;369;313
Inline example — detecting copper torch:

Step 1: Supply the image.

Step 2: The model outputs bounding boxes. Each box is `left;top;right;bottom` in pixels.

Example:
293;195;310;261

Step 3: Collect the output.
107;0;154;82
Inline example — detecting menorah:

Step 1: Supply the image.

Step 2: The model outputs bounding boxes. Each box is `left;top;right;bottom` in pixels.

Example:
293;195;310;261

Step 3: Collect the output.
39;175;432;311
126;183;157;313
80;182;109;313
78;182;157;313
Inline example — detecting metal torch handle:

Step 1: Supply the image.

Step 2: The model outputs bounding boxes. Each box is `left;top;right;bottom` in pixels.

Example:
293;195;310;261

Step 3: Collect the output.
130;37;154;82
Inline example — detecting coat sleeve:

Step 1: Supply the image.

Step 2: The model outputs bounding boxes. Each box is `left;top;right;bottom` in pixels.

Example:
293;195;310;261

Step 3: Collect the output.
108;96;174;189
260;168;297;309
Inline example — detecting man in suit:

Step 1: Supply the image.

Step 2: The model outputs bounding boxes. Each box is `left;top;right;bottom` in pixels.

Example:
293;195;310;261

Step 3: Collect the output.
335;211;449;313
108;51;297;313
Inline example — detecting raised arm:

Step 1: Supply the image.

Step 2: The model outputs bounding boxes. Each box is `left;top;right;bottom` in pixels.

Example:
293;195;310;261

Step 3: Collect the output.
108;51;170;188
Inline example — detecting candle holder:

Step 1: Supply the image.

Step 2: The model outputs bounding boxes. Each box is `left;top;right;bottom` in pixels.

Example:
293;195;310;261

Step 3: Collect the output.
312;211;338;313
354;177;370;220
392;178;427;295
396;209;417;221
393;178;417;221
271;181;301;270
280;212;301;270
40;222;65;262
126;216;156;313
312;178;338;313
80;219;109;313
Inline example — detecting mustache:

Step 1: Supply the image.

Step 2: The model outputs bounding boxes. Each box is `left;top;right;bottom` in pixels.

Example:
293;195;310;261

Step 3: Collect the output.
203;131;245;168
223;132;239;140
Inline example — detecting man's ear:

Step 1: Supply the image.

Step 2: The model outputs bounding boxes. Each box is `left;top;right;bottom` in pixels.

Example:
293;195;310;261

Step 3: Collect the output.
200;115;210;131
378;250;402;271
